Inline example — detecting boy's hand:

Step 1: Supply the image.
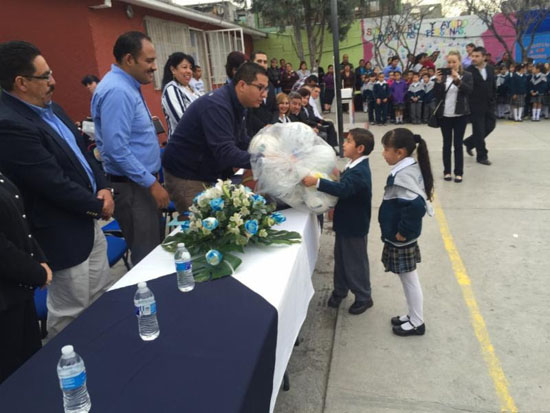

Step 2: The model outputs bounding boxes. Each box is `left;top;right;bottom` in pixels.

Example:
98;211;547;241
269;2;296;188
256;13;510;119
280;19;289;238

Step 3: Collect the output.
376;98;381;104
302;176;319;187
383;98;387;103
395;232;406;241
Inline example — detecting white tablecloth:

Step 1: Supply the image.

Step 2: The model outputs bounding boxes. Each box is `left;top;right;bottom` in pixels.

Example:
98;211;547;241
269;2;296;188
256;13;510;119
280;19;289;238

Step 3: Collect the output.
109;208;321;412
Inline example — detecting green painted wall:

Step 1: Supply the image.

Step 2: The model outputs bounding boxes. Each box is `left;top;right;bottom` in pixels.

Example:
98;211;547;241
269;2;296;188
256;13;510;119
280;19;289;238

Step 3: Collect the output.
253;20;367;70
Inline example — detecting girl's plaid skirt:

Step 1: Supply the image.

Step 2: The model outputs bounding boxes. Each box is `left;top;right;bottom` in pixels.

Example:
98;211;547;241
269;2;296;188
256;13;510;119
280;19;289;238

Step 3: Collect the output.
382;242;421;274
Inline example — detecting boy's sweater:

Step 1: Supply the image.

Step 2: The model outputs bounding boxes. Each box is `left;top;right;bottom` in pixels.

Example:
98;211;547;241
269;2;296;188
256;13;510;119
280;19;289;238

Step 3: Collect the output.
318;158;372;237
378;159;432;247
423;80;435;103
407;82;425;102
390;80;408;104
373;81;390;100
361;81;375;102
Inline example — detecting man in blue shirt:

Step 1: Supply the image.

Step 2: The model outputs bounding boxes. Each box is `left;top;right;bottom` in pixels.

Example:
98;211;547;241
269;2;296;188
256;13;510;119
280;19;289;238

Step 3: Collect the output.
162;62;269;214
92;31;170;265
0;41;114;338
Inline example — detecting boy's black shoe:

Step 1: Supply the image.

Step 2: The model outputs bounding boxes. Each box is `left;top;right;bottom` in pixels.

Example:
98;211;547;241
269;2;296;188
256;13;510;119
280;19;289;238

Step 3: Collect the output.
348;298;374;315
392;322;426;336
477;158;492;166
327;294;345;308
464;143;474;157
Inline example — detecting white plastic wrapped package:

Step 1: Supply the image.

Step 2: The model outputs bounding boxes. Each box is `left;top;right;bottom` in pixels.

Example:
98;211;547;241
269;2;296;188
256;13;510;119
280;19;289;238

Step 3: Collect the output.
249;123;338;214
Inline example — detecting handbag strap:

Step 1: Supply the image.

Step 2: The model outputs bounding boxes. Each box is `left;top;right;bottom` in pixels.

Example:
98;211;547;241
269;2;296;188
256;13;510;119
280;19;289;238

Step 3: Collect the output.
432;80;455;115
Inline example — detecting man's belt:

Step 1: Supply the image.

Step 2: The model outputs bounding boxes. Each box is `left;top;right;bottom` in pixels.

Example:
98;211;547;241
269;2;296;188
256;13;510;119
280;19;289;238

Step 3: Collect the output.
107;172;159;183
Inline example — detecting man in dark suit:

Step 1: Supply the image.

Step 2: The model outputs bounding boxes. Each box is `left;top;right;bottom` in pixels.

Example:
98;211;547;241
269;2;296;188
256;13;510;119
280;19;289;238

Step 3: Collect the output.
464;46;496;165
247;51;277;137
0;41;114;338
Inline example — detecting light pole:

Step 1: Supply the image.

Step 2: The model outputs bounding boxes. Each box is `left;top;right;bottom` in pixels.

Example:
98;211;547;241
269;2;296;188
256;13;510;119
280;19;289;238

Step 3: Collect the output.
330;0;344;156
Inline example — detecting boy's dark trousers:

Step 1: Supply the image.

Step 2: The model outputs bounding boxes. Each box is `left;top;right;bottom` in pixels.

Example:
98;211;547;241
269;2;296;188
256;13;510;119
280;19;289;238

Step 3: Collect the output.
464;110;496;161
333;233;371;302
368;99;375;123
375;102;387;123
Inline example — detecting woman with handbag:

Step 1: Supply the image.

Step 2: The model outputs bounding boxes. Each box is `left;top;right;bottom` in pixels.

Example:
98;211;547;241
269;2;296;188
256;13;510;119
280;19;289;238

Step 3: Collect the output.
433;51;473;183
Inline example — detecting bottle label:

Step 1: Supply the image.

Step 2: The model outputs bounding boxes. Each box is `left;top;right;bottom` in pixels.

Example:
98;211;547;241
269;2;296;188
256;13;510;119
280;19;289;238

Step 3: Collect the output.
176;261;191;271
135;302;157;316
60;371;86;390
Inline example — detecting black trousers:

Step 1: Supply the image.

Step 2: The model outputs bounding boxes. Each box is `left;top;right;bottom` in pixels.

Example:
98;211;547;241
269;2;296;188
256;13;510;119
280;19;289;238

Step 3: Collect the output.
0;297;42;384
464;111;496;161
333;233;371;302
440;116;468;175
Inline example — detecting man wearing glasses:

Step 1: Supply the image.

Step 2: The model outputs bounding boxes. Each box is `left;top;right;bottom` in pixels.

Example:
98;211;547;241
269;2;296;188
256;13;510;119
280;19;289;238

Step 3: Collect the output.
162;62;268;215
0;41;114;338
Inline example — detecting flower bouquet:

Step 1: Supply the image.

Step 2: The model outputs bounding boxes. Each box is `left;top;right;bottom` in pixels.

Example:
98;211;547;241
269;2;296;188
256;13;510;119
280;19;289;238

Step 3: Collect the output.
161;179;302;282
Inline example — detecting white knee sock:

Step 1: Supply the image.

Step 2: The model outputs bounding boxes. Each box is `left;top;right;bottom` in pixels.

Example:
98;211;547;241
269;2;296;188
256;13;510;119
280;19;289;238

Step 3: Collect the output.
398;270;424;328
513;108;518;120
537;108;542;120
519;107;524;119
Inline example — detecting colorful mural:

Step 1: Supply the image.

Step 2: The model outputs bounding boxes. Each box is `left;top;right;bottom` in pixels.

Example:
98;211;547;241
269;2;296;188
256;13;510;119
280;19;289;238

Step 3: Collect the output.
361;14;517;67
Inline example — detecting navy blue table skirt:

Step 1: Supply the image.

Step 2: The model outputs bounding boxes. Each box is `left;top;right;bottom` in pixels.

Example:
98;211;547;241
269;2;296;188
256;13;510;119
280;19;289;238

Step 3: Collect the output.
0;274;278;413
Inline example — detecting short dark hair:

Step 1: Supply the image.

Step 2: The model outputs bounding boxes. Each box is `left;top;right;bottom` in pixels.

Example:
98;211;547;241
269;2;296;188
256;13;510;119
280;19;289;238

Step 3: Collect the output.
113;31;152;63
349;128;374;156
233;62;267;85
473;46;487;56
225;51;247;80
305;74;318;84
298;87;310;98
467;43;476;48
81;74;99;86
0;40;41;91
391;56;399;62
161;52;195;89
250;50;267;62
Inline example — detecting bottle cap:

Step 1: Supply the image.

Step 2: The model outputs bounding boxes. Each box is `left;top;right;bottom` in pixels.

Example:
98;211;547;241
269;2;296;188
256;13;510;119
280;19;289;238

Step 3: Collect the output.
137;281;147;290
177;242;185;248
61;345;74;356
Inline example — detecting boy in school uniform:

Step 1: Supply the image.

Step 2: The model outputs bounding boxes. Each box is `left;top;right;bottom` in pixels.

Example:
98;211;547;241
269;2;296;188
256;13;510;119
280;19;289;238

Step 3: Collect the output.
302;128;374;315
362;73;376;124
529;63;546;121
407;72;425;124
422;73;435;123
373;73;390;125
496;66;509;119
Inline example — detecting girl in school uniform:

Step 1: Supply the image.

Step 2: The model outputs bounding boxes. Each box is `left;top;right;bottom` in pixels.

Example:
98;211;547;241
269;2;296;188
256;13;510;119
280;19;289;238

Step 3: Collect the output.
379;128;434;336
529;63;547;121
510;64;528;122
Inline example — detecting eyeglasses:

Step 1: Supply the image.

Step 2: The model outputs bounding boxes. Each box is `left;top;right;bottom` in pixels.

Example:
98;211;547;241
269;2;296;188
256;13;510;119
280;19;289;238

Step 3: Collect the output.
22;70;54;81
247;82;268;93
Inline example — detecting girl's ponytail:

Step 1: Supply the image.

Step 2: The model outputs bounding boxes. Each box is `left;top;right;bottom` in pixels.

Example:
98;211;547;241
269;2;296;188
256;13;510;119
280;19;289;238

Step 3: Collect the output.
413;134;434;201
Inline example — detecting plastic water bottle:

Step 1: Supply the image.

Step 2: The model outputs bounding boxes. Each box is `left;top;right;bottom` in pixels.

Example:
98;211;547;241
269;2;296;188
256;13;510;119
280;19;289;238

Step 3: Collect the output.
57;345;91;413
175;242;195;292
134;282;160;341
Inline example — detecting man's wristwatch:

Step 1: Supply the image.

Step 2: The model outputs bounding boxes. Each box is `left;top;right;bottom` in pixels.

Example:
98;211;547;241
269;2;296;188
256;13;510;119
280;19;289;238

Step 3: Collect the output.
104;187;115;197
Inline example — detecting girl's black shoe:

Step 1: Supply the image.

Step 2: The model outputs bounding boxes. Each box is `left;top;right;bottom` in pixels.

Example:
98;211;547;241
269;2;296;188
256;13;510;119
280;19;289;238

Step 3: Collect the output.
392;322;425;336
391;315;409;326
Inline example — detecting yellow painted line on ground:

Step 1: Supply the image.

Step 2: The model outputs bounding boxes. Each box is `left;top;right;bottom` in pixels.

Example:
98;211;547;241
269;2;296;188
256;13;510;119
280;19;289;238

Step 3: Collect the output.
433;195;518;413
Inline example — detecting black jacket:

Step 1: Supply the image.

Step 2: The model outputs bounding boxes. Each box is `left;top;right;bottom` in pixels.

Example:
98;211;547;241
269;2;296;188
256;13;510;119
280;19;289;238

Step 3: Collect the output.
434;71;474;117
289;108;317;128
467;64;496;114
0;92;107;271
0;172;47;312
246;83;277;137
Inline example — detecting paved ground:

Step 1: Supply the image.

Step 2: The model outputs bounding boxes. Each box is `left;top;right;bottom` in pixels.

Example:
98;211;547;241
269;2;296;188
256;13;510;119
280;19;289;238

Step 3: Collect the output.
274;113;550;413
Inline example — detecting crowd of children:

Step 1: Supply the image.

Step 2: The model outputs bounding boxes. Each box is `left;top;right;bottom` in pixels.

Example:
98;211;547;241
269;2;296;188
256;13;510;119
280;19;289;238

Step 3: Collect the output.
496;62;550;122
360;66;438;126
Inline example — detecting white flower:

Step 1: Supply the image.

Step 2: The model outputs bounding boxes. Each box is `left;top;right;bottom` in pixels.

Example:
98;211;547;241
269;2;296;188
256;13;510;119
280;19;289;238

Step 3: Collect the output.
229;213;243;227
241;197;250;207
198;196;209;208
240;207;250;216
228;226;240;235
233;197;242;207
258;229;268;238
204;186;223;200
